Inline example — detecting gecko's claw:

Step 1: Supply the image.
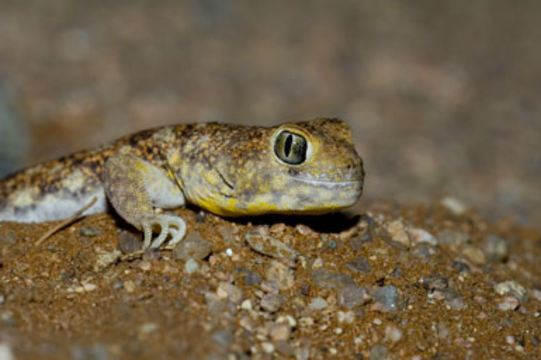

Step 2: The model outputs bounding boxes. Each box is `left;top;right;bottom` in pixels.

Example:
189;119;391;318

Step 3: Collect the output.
141;214;187;250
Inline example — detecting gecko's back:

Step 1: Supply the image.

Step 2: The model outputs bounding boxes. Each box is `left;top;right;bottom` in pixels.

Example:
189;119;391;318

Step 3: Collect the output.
0;125;186;222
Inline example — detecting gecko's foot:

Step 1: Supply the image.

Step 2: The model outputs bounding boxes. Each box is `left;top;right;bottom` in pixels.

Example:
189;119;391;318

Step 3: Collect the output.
140;214;187;250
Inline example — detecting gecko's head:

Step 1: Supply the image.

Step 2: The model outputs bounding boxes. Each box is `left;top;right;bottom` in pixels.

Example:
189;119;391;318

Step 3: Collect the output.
186;118;364;216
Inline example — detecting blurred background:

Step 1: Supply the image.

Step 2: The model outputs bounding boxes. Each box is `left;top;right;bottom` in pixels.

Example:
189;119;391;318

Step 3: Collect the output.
0;0;540;227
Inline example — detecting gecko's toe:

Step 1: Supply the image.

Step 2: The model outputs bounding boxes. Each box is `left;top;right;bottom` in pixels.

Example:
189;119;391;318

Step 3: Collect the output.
141;214;187;250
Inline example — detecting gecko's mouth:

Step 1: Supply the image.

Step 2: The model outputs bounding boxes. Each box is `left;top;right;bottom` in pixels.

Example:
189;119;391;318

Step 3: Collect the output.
291;177;363;190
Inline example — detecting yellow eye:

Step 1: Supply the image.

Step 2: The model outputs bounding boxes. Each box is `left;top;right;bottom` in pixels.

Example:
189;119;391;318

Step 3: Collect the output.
274;131;307;165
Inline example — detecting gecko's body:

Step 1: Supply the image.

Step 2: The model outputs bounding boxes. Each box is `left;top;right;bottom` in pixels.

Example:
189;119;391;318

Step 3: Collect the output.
0;118;364;249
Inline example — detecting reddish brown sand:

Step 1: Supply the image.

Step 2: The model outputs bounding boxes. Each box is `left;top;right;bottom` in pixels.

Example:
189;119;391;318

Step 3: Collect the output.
1;201;540;359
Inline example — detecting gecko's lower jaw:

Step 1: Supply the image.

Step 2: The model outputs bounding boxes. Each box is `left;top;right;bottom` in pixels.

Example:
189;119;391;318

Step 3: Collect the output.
292;177;363;189
285;177;363;213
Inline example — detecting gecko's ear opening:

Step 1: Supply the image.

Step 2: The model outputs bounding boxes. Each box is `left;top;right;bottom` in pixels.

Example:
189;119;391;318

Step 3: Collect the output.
273;130;307;165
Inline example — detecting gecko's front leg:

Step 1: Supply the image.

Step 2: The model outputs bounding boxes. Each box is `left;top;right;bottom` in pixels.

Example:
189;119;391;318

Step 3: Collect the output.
103;155;186;249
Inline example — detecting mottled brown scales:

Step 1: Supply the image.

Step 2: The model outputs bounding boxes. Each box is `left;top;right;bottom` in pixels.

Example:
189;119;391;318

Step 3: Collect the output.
0;118;364;249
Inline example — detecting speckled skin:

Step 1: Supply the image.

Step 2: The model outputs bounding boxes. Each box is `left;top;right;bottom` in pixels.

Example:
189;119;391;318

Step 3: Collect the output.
0;118;364;249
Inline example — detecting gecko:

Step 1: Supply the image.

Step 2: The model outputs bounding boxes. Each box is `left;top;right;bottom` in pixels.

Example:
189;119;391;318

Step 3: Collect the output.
0;118;364;250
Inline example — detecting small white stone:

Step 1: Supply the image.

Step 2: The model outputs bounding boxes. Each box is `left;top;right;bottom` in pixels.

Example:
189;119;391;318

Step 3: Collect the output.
0;343;14;360
82;283;97;292
226;248;233;256
138;322;158;334
407;228;437;245
309;297;328;310
494;281;526;301
337;310;355;324
299;317;314;327
241;299;252;310
184;259;199;274
261;342;274;354
440;196;467;215
532;289;541;302
384;326;403;343
387;219;410;247
334;327;343;335
276;315;297;327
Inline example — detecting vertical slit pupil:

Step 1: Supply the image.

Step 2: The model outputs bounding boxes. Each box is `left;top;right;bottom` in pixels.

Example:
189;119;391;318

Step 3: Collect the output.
284;134;293;157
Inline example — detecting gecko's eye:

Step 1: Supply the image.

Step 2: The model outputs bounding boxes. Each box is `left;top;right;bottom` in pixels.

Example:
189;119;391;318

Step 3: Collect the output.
274;130;307;165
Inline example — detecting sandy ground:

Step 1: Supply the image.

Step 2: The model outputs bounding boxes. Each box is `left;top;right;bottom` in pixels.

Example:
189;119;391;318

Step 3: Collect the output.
1;200;540;359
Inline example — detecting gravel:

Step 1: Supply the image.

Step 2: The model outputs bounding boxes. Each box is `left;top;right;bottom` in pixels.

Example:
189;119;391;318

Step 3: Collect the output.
372;286;399;312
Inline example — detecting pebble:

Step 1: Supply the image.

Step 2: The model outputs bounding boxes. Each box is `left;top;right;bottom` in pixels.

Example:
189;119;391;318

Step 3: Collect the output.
70;344;108;360
452;260;471;273
212;329;233;348
370;344;389;360
346;257;371;274
117;230;142;253
444;290;465;310
261;342;275;354
266;261;295;290
242;269;262;286
384;326;403;343
337;310;355;324
411;243;438;260
245;229;298;260
420;274;449;292
437;229;469;248
0;343;14;360
312;269;355;290
218;225;236;244
261;280;280;294
172;231;213;261
138;322;158;335
261;293;282;313
338;284;371;308
94;250;122;270
294;346;310;360
299;317;314;327
483;234;509;263
386;219;411;247
217;282;243;304
437;322;450;339
531;288;541;302
184;259;199;274
269;323;291;342
372;286;399;312
295;224;314;236
205;293;226;317
461;246;486;264
408;228;437;245
494;281;526;302
78;226;101;237
275;316;295;329
309;297;328;310
350;232;373;251
498;296;520;311
123;280;136;293
440;196;467;215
